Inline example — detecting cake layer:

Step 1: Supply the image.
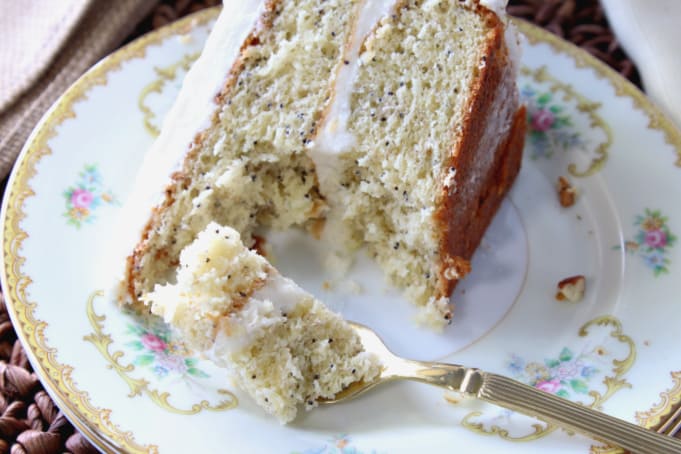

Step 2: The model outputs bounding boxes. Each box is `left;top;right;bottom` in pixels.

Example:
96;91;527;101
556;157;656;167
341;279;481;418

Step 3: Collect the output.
146;223;381;423
309;0;524;327
122;0;525;330
125;0;359;302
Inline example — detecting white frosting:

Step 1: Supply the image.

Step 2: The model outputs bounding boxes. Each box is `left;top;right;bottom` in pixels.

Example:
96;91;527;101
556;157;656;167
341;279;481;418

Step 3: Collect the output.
478;0;522;77
479;0;507;16
107;1;265;286
208;272;310;356
307;0;397;191
305;0;397;274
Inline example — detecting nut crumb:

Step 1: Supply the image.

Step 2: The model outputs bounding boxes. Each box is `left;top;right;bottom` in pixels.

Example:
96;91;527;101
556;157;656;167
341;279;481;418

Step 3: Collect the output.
555;275;586;302
557;176;577;207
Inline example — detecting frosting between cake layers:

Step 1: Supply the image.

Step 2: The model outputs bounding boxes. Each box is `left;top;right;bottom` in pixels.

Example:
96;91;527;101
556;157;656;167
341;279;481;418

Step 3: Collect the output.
209;272;311;357
307;0;397;192
146;222;307;355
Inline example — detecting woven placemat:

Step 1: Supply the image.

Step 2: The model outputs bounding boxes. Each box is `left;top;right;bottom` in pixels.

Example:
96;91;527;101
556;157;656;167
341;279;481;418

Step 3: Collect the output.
0;1;645;452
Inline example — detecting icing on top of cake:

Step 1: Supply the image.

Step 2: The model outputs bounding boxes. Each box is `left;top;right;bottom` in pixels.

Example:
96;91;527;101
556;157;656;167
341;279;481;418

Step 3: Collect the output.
109;1;266;285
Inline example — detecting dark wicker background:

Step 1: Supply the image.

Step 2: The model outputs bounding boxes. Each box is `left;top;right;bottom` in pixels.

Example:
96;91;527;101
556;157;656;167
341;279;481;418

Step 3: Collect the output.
0;1;644;453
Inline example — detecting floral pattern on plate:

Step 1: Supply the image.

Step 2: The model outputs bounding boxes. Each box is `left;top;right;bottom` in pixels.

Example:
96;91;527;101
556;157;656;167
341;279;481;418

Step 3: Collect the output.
507;347;599;400
518;65;612;177
63;164;116;228
619;209;676;276
84;292;238;416
124;311;209;379
521;84;584;160
460;316;636;443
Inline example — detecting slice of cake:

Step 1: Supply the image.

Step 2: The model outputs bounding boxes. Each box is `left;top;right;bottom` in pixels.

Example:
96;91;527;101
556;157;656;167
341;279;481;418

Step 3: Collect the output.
119;0;525;329
144;222;381;423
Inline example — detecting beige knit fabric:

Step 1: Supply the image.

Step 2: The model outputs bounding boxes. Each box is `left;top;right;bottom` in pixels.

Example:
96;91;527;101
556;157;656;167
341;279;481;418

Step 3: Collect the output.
0;0;91;113
0;0;158;180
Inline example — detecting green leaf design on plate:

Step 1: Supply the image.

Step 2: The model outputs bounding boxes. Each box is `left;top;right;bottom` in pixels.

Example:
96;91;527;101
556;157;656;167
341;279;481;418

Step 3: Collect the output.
570;379;589;394
126;340;143;351
556;389;570;399
537;93;551;105
559;347;573;362
545;358;560;368
135;354;155;366
188;367;209;379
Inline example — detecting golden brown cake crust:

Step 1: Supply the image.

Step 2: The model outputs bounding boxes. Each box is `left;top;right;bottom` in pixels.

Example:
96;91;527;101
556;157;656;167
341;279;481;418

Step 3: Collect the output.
434;7;526;299
124;1;284;305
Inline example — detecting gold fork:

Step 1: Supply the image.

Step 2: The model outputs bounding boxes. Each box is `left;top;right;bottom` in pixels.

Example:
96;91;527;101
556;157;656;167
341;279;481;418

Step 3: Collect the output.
322;322;681;454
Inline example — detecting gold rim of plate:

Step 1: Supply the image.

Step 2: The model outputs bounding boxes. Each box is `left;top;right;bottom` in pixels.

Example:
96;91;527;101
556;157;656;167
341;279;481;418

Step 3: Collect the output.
1;7;680;453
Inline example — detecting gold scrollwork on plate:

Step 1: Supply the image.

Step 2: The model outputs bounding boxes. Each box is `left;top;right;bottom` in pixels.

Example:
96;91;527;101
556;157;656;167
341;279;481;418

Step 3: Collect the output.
636;371;681;430
84;291;238;415
520;65;613;177
459;315;636;443
0;7;219;453
515;19;681;168
139;52;200;137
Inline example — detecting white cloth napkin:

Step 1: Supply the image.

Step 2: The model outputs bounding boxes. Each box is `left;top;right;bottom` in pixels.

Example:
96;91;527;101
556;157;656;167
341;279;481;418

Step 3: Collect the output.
601;0;681;128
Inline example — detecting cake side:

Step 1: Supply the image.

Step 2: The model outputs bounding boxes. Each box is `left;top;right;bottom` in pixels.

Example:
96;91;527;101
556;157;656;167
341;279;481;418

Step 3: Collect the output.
434;4;525;301
145;223;381;423
316;0;523;328
124;0;361;304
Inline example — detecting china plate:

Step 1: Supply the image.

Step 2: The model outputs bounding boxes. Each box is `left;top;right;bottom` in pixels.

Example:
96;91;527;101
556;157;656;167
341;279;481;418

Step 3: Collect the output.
3;8;681;453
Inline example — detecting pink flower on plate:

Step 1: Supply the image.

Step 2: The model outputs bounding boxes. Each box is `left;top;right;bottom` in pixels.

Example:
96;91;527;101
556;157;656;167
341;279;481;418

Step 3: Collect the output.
71;188;94;209
535;379;561;394
555;364;579;380
141;333;167;352
645;229;667;249
157;353;187;374
531;109;555;132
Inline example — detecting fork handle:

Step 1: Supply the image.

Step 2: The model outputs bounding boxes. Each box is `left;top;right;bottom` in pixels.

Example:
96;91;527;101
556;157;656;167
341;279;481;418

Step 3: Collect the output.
478;373;681;454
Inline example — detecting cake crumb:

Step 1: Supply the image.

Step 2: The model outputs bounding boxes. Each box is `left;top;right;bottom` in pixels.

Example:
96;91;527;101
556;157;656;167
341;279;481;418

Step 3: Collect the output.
557;176;577;207
555;275;586;303
442;256;471;281
339;279;362;295
178;33;193;45
322;280;333;291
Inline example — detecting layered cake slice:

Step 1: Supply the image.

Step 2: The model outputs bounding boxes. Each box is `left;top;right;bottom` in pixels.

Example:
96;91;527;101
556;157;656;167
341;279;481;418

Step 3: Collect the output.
120;0;525;329
144;223;381;423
